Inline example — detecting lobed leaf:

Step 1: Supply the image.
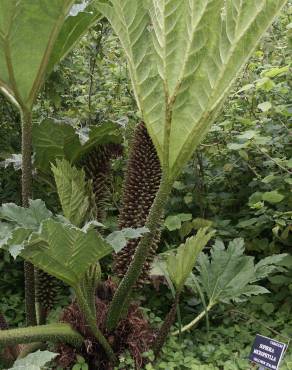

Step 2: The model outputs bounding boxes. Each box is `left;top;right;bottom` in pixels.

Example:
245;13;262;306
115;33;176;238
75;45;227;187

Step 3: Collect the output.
21;219;112;287
196;238;285;304
0;199;52;230
97;0;287;180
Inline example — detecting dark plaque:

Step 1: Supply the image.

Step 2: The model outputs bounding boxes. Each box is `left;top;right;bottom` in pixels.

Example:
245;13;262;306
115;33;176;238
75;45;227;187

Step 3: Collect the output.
249;334;287;370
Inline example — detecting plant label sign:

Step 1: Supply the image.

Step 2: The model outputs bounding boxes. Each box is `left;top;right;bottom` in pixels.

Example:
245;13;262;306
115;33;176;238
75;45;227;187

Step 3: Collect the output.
249;334;287;370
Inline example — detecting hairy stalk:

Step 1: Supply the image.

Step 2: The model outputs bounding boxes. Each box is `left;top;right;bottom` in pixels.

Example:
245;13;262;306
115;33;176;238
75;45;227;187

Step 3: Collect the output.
0;324;83;347
106;176;172;330
153;292;180;358
21;108;37;326
75;287;116;364
172;303;214;336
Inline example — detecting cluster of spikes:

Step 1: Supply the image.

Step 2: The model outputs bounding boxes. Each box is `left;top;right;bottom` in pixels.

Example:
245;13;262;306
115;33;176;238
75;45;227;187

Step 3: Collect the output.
37;122;161;314
113;122;162;286
36;270;59;323
81;143;123;221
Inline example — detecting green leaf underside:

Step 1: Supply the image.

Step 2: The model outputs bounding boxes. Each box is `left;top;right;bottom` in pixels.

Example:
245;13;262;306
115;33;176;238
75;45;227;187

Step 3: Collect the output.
167;227;214;290
96;0;287;179
0;0;74;108
21;219;112;287
196;238;286;304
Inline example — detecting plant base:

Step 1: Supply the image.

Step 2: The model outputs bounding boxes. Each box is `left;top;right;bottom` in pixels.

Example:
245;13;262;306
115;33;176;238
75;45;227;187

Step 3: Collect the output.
58;280;155;369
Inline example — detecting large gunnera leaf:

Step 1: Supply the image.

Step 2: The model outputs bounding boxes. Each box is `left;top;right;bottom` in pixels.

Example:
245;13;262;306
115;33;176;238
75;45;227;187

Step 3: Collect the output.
0;1;100;109
96;0;287;180
21;219;112;287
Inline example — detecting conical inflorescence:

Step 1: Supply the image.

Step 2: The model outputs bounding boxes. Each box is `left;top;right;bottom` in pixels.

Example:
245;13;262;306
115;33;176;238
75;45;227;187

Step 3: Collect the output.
113;122;162;286
81;143;123;221
36;270;59;323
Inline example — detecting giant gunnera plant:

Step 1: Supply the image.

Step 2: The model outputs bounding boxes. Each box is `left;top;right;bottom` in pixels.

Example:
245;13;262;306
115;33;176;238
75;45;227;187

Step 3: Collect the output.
0;1;288;369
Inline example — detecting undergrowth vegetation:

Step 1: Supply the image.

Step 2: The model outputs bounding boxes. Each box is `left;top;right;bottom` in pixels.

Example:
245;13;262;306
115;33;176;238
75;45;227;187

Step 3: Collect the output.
0;1;291;369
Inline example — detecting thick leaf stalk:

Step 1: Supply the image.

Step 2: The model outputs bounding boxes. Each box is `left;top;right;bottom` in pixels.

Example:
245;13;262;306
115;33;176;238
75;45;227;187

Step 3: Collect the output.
172;303;214;336
75;287;116;364
106;175;171;330
113;122;162;285
0;324;83;348
153;292;180;358
21;109;37;327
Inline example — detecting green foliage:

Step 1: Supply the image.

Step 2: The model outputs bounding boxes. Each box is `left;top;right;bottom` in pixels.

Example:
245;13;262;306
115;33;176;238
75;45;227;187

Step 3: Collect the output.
72;355;89;370
21;218;111;288
106;227;149;253
167;228;214;291
52;159;92;227
33;120;122;172
196;238;286;305
0;1;290;368
8;350;57;370
141;295;292;370
0;0;101;110
0;200;52;257
164;213;192;232
97;0;287;180
46;2;102;75
0;200;52;230
32;120;80;173
0;0;74;108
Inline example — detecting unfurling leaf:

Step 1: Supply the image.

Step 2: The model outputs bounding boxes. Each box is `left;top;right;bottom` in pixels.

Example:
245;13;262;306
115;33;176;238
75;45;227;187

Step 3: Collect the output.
52;159;93;227
167;227;215;291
